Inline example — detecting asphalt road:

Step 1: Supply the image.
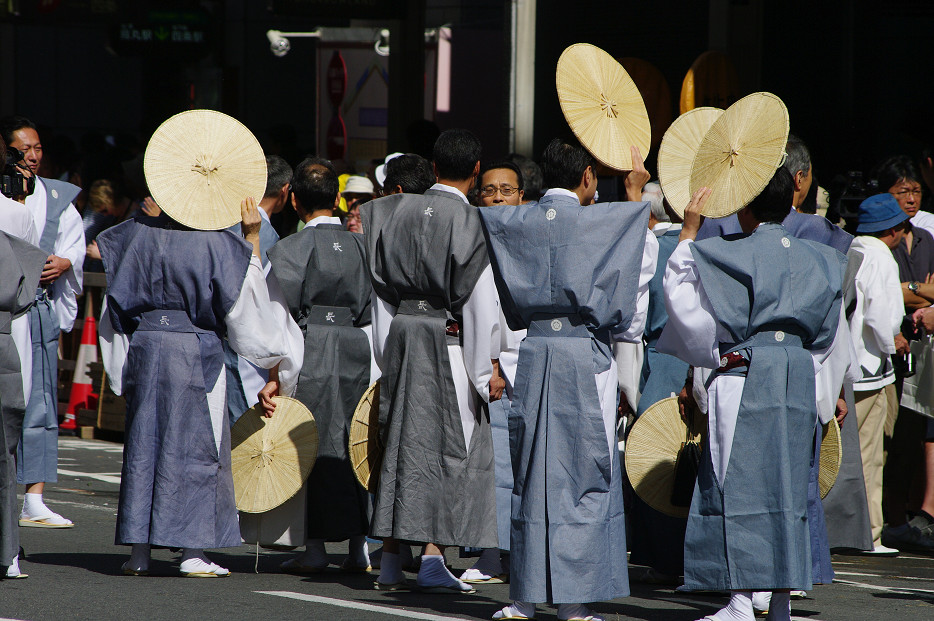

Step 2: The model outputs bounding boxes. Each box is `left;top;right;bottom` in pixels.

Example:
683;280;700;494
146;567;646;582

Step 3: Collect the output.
1;437;933;621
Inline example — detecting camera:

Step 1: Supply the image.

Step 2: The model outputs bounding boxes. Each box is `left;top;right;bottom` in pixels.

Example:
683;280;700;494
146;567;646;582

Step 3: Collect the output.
1;147;35;199
829;170;878;233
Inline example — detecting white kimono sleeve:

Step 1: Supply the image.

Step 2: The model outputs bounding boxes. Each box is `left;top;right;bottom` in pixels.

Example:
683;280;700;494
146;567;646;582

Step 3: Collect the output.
49;205;85;332
11;314;32;403
614;228;658;343
227;256;304;397
98;299;130;396
370;291;397;372
460;265;501;403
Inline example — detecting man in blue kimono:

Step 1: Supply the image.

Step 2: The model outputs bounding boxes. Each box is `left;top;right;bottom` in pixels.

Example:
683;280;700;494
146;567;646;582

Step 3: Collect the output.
659;168;844;621
480;138;656;621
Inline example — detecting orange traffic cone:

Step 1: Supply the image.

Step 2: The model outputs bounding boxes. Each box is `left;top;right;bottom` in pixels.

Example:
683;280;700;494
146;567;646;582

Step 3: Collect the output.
62;295;98;432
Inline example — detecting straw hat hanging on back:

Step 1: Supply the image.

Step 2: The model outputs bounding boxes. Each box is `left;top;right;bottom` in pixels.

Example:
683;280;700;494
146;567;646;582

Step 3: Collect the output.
143;109;267;231
556;43;651;171
688;92;790;218
657;107;724;217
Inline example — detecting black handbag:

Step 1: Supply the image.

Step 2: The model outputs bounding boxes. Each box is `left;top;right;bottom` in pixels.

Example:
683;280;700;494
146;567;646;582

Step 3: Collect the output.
670;407;702;508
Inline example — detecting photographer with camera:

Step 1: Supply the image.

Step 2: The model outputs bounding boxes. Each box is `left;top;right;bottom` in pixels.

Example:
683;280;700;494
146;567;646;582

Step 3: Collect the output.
0;133;48;579
0;116;85;543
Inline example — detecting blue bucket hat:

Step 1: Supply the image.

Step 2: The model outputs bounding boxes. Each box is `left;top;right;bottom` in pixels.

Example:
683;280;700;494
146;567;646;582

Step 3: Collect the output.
856;193;909;233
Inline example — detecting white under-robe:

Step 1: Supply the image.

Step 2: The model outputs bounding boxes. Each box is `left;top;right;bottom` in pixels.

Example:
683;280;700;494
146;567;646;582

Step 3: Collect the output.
99;254;304;453
658;239;833;486
0;195;40;405
25;180;85;332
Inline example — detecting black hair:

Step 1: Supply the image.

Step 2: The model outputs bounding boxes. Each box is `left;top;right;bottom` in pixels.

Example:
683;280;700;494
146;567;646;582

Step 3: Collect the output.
479;161;524;190
540;137;596;190
873;155;921;190
384;153;435;194
0;115;37;146
264;155;293;198
507;153;542;199
747;167;794;224
291;156;338;213
432;129;481;181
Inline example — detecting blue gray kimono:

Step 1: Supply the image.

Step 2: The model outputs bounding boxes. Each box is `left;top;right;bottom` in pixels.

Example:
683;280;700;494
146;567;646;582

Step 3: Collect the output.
18;178;81;485
98;216;252;549
480;194;650;604
628;227;690;577
661;224;844;591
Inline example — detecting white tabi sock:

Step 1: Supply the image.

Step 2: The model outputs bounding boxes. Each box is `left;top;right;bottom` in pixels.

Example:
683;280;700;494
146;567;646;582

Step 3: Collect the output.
492;601;535;620
698;591;754;621
377;551;403;585
22;493;48;518
128;543;151;571
5;556;24;578
751;591;771;613
416;554;470;590
349;536;369;567
296;538;328;568
557;603;604;621
765;592;791;621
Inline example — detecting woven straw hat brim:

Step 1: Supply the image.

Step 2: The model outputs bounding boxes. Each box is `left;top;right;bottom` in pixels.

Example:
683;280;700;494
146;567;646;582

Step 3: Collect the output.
658;107;724;218
143;110;267;231
231;396;318;514
625;396;705;519
556;43;651;171
819;418;842;499
349;381;382;493
688;92;789;218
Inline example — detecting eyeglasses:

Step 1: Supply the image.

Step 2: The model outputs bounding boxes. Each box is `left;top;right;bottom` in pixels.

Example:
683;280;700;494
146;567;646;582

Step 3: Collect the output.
479;184;519;198
893;187;923;198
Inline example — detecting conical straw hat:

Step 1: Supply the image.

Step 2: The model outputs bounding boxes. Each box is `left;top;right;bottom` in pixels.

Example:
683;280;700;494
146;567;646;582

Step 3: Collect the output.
349;381;382;493
688;92;789;218
658;107;724;218
556;43;651;171
143;109;267;230
231;396;318;514
625;396;706;519
819;418;842;499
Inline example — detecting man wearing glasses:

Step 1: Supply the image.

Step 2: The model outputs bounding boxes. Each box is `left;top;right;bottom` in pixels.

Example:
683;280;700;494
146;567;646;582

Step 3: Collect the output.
477;161;525;207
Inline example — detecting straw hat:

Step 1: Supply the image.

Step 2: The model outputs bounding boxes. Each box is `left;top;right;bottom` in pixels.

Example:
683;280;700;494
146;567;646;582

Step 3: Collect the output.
657;107;724;217
688;92;790;218
349;381;382;493
819;418;842;499
556;43;651;171
143;109;267;231
231;396;318;514
625;396;706;519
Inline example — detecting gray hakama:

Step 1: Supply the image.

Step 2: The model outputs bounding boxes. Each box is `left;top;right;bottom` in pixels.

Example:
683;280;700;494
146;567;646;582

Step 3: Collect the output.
479;193;652;604
267;223;372;540
362;189;499;548
0;233;46;566
629;226;690;578
18;178;82;485
659;224;844;591
98;216;294;549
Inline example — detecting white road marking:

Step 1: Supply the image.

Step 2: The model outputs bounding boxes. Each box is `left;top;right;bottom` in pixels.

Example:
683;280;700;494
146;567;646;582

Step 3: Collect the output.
17;495;114;513
57;469;121;484
834;578;934;597
256;591;476;620
58;438;124;453
895;575;934;582
834;571;880;577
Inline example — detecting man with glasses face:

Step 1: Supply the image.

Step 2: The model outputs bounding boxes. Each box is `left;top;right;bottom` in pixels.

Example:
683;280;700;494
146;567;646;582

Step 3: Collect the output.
477;162;525;207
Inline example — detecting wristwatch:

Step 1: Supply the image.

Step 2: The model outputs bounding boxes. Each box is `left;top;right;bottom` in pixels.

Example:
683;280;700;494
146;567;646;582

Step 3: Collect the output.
909;281;920;293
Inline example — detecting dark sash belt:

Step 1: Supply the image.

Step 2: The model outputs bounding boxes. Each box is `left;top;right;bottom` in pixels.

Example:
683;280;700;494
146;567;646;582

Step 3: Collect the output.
397;295;448;319
302;305;354;327
136;309;224;391
0;310;11;335
527;312;592;339
714;330;805;379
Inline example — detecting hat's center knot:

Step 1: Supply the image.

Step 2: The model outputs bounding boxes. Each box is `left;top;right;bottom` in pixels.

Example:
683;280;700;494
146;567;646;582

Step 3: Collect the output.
192;156;220;184
723;147;740;168
600;93;618;119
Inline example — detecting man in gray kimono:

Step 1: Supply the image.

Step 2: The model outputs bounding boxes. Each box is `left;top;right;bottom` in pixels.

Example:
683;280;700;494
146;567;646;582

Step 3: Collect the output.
362;129;503;593
659;169;844;621
480;138;656;621
259;158;376;573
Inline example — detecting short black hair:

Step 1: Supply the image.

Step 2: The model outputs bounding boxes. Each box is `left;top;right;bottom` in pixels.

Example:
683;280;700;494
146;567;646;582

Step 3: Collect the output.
508;153;542;199
479;161;524;191
540;137;596;190
264;155;293;198
873;155;921;190
747;167;794;224
291;157;338;213
432;129;481;181
0;115;37;146
384;153;435;194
